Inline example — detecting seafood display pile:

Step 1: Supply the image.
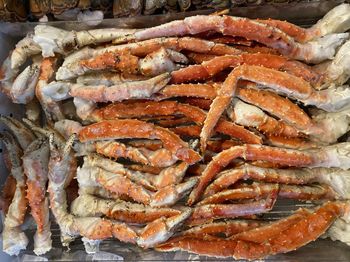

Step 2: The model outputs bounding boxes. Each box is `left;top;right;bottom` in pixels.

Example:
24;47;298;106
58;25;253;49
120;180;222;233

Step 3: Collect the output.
2;2;350;259
0;0;337;22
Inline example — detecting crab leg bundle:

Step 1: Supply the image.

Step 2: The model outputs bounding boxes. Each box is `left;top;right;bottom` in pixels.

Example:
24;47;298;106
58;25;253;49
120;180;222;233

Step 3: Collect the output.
1;132;28;256
22;138;52;255
78;119;201;164
157;201;348;259
56;37;241;81
48;134;138;247
90;101;262;145
71;194;181;224
188;143;350;205
118;15;348;63
78;161;198;207
201;64;338;150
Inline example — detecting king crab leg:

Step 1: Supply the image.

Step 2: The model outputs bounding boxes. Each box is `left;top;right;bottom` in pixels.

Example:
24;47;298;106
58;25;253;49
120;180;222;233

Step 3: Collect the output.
78;119;202;165
189;143;350;205
70;193;181;225
170;53;321;86
90;101;262;145
1;132;28;256
22;137;52;255
256;4;350;43
205;164;350;200
80;47;189;77
187;189;278;226
10;35;41;70
117;15;348;63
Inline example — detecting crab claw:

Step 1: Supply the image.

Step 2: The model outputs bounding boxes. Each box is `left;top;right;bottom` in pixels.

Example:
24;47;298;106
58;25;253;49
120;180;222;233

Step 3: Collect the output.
10;63;41;104
150;177;198;207
137;208;192;248
11;35;41;70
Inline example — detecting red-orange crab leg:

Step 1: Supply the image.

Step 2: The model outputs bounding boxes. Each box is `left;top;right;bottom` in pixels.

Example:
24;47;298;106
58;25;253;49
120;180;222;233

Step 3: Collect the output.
154;116;194;128
236;86;318;136
198;183;279;205
234;201;346;259
23;138;52;255
156;83;217;100
121;15;347;63
200;183;336;205
95;140;178;168
90;101;262;145
200;64;320;151
182;98;212;110
170;125;202;138
78;119;201;165
180;220;263;239
171;53;321;85
70;194;182;225
189;143;350;205
187;190;278;226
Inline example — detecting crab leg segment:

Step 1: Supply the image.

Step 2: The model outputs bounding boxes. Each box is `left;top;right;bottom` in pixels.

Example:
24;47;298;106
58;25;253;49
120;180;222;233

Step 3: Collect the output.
189;143;350;205
90;101;262;145
188;190;277;226
95;140;178;168
71;194;181;224
170;53;321;85
200;183;336;205
1;132;28;256
121;15;348;63
11;35;41;70
78;119;201;165
23;138;52;255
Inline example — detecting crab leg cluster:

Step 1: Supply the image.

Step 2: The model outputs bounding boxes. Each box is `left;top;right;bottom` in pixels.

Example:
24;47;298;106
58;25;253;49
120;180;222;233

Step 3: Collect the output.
2;3;350;259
